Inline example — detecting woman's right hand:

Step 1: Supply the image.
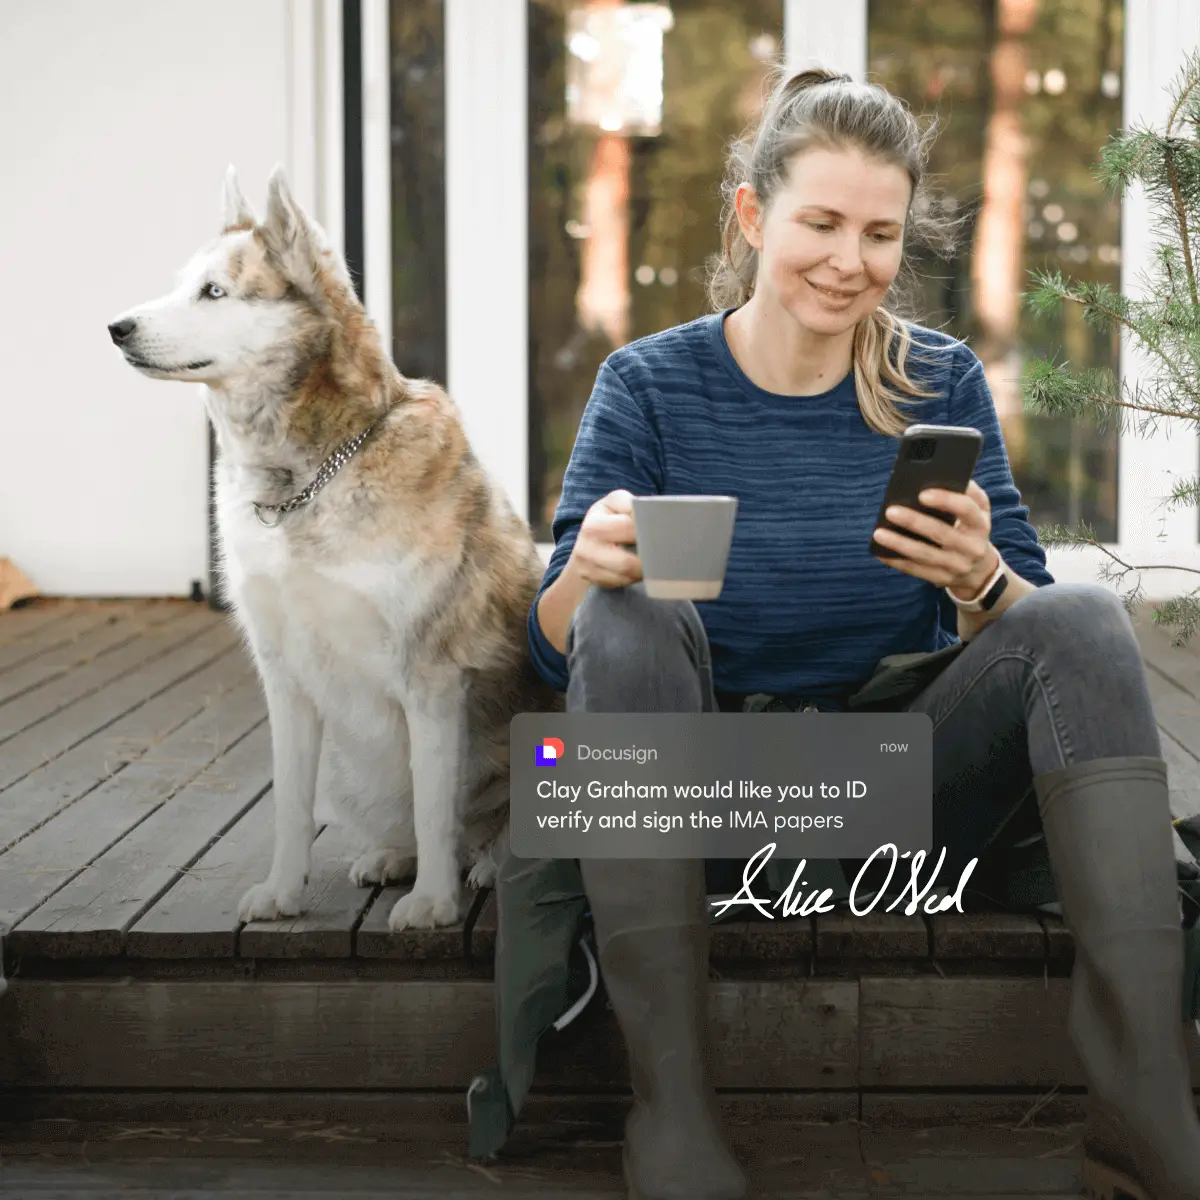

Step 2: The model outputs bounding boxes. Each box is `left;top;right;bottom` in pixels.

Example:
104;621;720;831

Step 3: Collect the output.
566;489;644;589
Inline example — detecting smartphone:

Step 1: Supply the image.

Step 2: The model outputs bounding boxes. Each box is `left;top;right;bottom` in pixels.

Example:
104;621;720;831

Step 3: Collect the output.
868;424;983;559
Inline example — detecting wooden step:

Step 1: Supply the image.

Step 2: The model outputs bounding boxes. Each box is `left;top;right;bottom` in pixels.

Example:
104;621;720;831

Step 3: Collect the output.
2;971;1198;1093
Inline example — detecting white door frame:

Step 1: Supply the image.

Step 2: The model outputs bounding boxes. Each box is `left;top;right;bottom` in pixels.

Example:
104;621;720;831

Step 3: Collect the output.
356;0;1200;591
784;0;866;78
1108;0;1200;592
316;0;345;252
445;0;530;522
361;0;393;346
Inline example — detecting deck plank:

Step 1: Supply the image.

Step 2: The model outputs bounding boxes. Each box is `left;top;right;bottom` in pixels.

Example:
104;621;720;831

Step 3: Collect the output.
239;822;377;960
1144;667;1200;813
860;976;1080;1087
0;978;859;1090
126;790;277;959
1129;612;1200;825
8;719;271;958
1159;723;1200;823
357;883;498;961
927;911;1045;960
0;672;267;943
0;631;250;855
0;614;238;793
0;601;144;676
0;604;208;746
814;910;929;960
1137;611;1200;827
0;602;176;707
1134;608;1200;700
0;600;82;642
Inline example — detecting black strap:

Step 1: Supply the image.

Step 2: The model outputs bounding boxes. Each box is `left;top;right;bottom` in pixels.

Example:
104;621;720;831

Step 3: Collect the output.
463;886;492;963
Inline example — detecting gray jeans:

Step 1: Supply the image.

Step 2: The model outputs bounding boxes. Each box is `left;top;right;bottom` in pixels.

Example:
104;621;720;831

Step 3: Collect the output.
564;581;1162;899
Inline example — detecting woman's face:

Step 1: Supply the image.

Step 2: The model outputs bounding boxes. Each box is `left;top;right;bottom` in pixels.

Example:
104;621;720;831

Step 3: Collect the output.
737;145;911;335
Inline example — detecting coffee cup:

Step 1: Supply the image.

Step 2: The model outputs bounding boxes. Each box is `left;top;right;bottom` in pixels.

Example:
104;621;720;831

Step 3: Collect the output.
631;495;738;601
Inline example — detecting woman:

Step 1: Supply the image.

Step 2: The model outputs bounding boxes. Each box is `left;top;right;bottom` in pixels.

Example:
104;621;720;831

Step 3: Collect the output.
526;68;1200;1200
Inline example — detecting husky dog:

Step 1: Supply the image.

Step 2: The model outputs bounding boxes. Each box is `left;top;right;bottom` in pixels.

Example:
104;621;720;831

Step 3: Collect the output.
107;165;558;930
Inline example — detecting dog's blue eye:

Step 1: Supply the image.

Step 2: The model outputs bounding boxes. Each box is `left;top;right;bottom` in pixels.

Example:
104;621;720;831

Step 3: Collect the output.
201;282;226;300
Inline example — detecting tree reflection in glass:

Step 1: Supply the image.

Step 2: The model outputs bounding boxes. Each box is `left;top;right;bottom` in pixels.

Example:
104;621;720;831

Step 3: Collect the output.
869;0;1123;540
528;0;784;539
390;0;446;385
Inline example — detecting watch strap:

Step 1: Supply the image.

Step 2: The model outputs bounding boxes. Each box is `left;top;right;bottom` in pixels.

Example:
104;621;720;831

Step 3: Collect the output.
947;553;1008;613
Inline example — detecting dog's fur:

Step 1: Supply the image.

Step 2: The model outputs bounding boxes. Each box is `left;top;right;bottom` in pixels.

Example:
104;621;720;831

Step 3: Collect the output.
108;165;559;930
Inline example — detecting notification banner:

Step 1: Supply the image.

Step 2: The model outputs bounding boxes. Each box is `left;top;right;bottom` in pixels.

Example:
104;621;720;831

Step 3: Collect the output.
509;712;932;859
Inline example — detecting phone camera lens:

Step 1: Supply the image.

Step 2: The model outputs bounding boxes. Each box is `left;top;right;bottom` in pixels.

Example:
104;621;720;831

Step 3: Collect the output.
907;438;936;462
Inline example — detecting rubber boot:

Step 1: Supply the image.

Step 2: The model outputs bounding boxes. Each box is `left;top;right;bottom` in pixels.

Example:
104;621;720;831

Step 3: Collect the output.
580;856;748;1200
1034;756;1200;1200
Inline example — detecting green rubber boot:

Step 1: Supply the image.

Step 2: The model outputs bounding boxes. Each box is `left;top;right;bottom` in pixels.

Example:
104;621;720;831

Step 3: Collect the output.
580;856;748;1200
1035;756;1200;1200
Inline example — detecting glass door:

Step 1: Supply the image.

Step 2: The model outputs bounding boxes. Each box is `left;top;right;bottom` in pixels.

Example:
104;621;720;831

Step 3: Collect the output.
868;0;1124;544
527;0;786;539
400;0;1200;580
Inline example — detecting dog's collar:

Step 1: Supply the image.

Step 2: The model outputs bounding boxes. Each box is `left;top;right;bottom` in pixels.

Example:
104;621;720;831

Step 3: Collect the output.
252;409;391;528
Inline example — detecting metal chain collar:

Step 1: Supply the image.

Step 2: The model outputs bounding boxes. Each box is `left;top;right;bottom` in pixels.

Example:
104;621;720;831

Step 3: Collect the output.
252;409;391;528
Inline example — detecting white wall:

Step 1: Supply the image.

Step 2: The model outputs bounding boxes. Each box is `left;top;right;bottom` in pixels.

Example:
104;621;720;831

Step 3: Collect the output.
0;0;294;596
445;0;529;523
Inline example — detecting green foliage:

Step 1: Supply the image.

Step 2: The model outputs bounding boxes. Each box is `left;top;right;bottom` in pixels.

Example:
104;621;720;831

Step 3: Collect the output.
1167;476;1200;510
1021;358;1122;431
1152;594;1200;646
1023;52;1200;641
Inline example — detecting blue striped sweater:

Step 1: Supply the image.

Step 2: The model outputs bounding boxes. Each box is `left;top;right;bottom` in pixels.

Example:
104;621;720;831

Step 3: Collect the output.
528;311;1055;699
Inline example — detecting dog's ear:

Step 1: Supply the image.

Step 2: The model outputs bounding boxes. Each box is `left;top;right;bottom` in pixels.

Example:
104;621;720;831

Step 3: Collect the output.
260;164;321;292
222;165;257;231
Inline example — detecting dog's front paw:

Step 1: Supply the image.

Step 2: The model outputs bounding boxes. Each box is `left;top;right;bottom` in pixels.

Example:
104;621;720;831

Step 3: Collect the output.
349;849;416;887
238;880;304;922
465;856;497;890
388;888;463;931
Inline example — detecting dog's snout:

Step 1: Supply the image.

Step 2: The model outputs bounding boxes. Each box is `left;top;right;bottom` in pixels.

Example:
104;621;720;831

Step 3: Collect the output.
108;318;137;345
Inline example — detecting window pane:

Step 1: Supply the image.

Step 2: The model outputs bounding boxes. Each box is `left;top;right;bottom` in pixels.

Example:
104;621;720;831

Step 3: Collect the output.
869;0;1123;541
528;0;785;540
390;0;446;384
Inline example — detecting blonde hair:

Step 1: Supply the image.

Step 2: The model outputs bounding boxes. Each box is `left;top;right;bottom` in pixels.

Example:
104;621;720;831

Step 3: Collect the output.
708;66;961;435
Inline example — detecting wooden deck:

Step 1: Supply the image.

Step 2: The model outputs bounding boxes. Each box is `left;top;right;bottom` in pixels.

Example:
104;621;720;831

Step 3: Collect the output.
1;596;1199;1113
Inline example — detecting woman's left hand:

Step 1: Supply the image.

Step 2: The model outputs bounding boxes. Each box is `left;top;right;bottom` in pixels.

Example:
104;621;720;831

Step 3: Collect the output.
873;480;1000;599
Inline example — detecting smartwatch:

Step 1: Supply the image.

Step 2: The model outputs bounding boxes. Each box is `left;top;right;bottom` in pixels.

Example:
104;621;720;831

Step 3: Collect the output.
947;553;1008;613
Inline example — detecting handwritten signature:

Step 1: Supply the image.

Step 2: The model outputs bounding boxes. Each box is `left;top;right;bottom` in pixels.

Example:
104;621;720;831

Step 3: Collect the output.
709;841;979;920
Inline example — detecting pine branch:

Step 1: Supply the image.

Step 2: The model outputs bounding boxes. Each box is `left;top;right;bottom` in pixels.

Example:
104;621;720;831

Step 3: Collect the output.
1151;595;1200;645
1163;140;1199;307
1024;270;1198;396
1021;359;1197;430
1037;523;1200;578
1097;127;1158;194
1164;476;1200;511
1035;522;1105;550
1166;50;1200;137
1035;524;1200;642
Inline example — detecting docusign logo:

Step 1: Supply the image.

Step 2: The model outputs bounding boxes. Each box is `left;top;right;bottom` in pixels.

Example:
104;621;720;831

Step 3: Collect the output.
536;737;565;767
